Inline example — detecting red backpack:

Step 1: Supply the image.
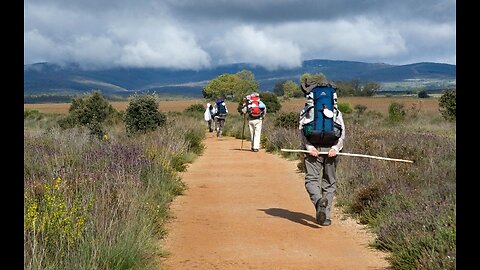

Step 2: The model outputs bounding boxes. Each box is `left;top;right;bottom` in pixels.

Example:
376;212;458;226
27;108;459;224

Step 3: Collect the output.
246;94;263;118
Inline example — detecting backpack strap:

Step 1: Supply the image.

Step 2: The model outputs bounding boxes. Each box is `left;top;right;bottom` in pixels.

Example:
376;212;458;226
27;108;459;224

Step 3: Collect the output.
300;105;314;117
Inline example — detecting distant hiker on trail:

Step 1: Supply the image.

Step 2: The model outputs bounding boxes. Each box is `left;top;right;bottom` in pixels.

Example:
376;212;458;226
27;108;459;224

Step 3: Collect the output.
241;92;266;152
204;102;215;132
298;80;345;226
213;97;228;137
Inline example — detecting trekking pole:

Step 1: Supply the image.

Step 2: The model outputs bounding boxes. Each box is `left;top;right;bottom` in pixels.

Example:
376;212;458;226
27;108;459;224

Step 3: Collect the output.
241;112;246;149
280;149;414;163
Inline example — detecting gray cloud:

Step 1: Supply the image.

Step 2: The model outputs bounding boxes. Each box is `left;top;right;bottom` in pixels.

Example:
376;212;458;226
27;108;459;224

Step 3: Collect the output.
24;0;455;70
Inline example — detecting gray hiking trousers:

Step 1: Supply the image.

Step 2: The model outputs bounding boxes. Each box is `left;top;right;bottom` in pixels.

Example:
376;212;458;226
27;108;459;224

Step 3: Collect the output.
303;152;339;220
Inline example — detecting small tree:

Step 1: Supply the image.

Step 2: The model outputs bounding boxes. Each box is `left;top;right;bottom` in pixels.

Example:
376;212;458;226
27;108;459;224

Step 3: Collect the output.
418;90;430;98
438;88;456;121
362;81;380;96
259;91;281;114
354;104;367;115
283;80;301;99
300;72;327;83
273;80;287;96
124;94;166;134
58;91;116;138
202;70;259;101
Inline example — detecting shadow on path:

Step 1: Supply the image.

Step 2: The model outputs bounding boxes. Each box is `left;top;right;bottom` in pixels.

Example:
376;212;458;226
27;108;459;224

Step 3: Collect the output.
231;148;254;152
258;208;320;229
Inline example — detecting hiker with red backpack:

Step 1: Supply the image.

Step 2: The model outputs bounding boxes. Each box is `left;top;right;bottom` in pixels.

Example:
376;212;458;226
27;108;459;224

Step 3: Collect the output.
298;79;345;226
241;92;267;152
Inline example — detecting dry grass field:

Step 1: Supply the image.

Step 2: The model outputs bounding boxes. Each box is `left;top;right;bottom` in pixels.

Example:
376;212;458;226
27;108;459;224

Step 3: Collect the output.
281;96;440;114
24;99;206;114
24;96;439;115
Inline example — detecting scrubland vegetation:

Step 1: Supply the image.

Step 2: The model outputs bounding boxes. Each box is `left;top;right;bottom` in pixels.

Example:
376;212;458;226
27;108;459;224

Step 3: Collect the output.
24;86;455;269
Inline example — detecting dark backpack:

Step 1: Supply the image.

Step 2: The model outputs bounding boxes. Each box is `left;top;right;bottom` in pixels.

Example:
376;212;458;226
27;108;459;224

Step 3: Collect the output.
300;79;342;146
215;98;227;118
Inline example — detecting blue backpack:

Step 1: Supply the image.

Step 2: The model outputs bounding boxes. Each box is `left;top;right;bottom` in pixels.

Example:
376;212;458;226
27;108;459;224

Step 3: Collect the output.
215;98;227;118
300;79;342;146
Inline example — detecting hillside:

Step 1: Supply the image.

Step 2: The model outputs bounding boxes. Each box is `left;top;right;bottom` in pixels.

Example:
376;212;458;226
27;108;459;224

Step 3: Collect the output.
24;59;456;101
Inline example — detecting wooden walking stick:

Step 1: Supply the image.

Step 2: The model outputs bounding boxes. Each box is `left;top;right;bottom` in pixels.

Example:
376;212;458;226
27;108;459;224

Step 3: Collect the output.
241;112;246;149
280;149;414;163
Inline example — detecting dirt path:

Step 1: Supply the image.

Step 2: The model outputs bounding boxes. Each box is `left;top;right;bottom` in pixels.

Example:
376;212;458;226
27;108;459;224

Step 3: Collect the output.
159;133;390;270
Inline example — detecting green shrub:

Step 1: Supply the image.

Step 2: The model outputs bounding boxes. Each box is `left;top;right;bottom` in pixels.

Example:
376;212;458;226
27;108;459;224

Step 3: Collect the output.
24;109;42;120
124;94;167;135
418;90;430;98
184;103;205;113
274;112;299;129
388;102;406;123
58;115;77;129
260;92;281;114
354;104;367;114
438;88;456;121
184;129;205;155
337;102;352;113
58;91;117;138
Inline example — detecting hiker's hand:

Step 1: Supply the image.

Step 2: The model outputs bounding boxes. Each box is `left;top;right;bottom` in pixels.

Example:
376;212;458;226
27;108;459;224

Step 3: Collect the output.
328;148;337;157
308;148;320;157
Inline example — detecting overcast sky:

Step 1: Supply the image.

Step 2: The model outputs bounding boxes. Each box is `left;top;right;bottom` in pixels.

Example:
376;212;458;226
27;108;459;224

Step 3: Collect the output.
24;0;456;71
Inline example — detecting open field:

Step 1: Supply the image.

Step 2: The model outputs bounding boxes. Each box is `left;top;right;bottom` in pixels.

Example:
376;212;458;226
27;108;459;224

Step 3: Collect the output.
24;96;440;115
24;99;205;114
280;96;440;114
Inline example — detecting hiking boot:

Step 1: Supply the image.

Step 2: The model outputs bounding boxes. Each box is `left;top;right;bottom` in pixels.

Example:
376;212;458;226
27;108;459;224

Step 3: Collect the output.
315;198;328;225
321;219;332;226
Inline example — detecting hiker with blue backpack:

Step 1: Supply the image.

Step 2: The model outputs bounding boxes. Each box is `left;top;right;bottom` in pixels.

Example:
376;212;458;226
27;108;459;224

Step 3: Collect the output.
213;97;228;137
298;79;345;226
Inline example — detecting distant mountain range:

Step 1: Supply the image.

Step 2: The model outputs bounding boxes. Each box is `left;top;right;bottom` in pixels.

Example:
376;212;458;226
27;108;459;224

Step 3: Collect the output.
24;59;456;100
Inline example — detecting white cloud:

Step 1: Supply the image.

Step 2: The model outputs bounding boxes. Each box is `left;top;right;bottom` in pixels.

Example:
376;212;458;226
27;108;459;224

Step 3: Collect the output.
111;21;211;69
264;17;407;62
24;0;456;69
24;29;57;64
24;6;212;70
210;25;302;70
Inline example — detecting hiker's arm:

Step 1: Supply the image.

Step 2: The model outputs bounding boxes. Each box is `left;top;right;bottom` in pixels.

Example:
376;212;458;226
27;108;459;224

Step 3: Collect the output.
300;130;320;157
330;111;346;155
